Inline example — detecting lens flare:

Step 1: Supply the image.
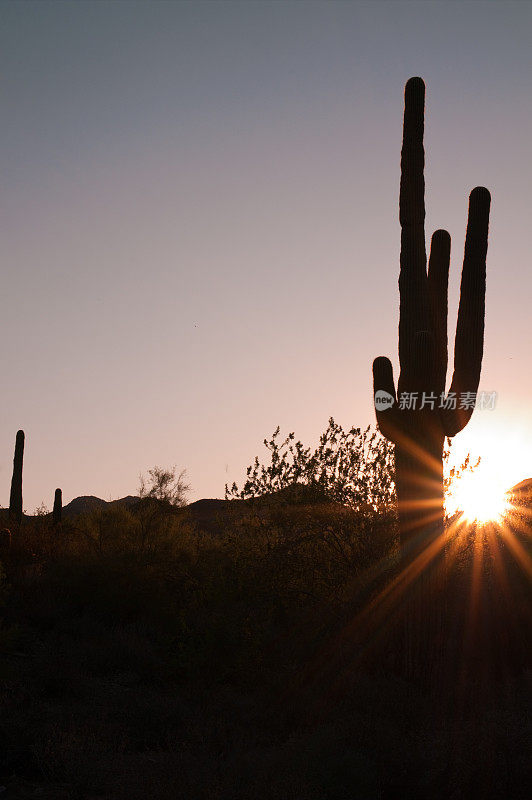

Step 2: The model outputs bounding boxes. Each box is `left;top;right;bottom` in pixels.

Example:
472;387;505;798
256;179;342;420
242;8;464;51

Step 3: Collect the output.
446;467;511;524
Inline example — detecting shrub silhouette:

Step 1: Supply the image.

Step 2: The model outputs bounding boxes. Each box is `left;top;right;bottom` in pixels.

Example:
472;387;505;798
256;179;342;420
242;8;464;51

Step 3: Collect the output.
227;418;395;512
138;465;190;507
227;418;474;517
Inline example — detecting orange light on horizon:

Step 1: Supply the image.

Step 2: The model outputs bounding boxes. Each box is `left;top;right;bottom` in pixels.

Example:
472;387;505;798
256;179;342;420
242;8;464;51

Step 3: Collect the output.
446;466;512;524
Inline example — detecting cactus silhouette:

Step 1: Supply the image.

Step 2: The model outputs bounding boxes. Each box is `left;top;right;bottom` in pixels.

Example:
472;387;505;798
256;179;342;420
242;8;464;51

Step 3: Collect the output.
372;77;491;557
53;488;62;525
9;430;25;526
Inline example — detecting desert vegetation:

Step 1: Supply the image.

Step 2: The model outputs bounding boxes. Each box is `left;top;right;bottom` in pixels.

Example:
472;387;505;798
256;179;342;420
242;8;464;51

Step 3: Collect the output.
0;420;529;798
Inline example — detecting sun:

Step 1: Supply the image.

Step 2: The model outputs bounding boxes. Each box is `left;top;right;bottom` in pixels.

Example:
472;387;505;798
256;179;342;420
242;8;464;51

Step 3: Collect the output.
446;467;511;524
443;420;532;525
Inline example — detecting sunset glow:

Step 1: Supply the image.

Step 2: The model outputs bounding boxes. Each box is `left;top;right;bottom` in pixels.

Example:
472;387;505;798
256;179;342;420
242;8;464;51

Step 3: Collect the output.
0;3;529;798
446;465;512;524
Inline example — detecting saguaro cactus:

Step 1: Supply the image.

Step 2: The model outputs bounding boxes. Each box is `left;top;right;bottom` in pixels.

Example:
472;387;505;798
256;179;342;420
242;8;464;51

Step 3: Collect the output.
9;429;25;526
53;488;62;525
372;77;491;557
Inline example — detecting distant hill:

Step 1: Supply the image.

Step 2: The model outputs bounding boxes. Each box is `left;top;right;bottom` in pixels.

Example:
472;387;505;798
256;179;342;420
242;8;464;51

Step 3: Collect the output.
178;498;240;535
55;490;324;534
0;494;238;530
62;495;239;531
508;478;532;498
60;495;232;521
506;479;532;517
62;495;139;519
0;486;352;534
61;495;108;517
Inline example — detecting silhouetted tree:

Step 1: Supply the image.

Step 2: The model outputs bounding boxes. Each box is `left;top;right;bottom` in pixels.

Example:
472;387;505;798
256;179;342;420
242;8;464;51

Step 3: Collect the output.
138;465;190;507
227;418;395;511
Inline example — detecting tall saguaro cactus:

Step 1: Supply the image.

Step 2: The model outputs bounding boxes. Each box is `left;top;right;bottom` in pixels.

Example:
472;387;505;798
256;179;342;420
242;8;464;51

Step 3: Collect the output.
373;77;491;557
53;488;62;525
9;429;25;526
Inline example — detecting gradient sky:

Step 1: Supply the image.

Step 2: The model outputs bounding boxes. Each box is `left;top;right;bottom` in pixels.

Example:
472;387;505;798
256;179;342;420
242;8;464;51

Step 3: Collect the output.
1;0;531;510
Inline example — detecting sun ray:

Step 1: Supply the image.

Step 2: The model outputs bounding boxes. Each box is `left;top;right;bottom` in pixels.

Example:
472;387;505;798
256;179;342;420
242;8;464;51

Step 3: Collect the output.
446;465;511;524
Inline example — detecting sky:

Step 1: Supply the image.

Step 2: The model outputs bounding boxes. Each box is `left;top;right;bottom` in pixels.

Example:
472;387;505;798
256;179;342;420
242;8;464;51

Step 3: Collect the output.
1;0;531;510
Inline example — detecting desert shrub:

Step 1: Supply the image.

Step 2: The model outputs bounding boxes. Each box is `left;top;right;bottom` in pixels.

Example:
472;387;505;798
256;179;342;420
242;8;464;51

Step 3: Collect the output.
139;465;190;506
227;420;480;521
66;501;196;565
226;418;395;511
74;505;141;555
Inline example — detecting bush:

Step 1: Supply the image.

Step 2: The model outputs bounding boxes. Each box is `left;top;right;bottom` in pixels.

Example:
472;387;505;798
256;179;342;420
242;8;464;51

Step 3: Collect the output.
226;418;395;511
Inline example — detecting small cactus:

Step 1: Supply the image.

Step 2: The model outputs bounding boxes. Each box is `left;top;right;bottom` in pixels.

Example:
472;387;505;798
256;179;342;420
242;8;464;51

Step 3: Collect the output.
53;488;62;525
8;430;25;527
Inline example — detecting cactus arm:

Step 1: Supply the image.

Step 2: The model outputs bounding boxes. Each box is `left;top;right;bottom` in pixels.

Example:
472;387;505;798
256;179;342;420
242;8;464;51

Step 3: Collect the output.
441;187;491;436
398;77;429;387
372;356;400;442
427;229;451;395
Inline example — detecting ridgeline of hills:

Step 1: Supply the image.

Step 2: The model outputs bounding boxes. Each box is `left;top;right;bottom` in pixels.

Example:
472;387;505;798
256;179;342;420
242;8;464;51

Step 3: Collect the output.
1;478;531;535
506;477;532;497
56;478;532;519
61;494;140;518
57;494;234;535
0;495;237;537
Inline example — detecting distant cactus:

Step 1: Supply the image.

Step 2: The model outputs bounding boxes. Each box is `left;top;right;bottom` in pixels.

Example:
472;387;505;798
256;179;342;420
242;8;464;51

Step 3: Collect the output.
53;488;62;525
8;430;25;527
372;78;490;556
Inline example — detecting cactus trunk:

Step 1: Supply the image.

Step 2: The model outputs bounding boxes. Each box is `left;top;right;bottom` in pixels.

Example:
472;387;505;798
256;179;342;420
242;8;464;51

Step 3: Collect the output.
9;430;25;527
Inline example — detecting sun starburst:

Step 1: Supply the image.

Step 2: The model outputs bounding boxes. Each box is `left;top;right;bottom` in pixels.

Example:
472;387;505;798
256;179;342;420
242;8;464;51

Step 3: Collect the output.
446;467;511;524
